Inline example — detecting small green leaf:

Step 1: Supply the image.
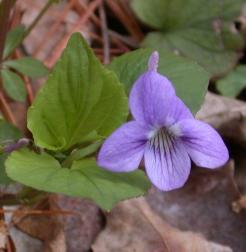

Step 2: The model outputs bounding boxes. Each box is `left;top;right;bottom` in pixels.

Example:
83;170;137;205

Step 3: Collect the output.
4;57;49;78
6;149;151;210
3;25;25;58
109;48;209;114
131;0;245;77
0;119;21;185
0;154;12;184
28;33;128;151
217;65;246;97
1;69;26;102
0;119;21;143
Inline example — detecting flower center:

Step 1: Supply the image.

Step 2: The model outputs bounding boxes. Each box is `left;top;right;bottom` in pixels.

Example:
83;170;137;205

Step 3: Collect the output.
149;127;175;151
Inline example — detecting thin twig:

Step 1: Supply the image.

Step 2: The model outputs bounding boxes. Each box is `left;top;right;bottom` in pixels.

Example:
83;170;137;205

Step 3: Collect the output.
78;0;130;53
109;35;130;52
0;91;16;125
0;0;17;124
23;76;34;105
74;0;101;27
99;2;110;64
0;0;16;62
46;0;102;68
23;0;53;40
16;50;34;105
0;208;80;216
106;0;144;42
109;30;138;48
86;31;103;43
33;0;77;57
118;0;144;40
6;235;15;252
9;1;22;28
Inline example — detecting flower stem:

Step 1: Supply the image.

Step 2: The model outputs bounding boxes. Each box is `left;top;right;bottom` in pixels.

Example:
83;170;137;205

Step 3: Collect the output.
62;141;102;168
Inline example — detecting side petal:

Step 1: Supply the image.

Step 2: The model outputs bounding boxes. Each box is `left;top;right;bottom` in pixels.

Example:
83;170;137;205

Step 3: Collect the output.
129;70;175;126
177;119;229;168
144;139;191;191
97;121;148;172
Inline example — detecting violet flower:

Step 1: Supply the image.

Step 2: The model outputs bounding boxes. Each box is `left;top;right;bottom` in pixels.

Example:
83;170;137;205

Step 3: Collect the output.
97;52;229;191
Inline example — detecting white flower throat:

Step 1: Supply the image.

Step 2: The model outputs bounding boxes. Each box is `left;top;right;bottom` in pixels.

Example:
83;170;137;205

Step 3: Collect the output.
148;127;176;151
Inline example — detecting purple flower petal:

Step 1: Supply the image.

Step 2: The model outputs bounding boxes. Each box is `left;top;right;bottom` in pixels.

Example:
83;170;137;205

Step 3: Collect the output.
97;121;148;172
144;136;191;191
129;70;175;126
177;119;229;168
148;51;159;71
164;96;193;127
129;52;193;127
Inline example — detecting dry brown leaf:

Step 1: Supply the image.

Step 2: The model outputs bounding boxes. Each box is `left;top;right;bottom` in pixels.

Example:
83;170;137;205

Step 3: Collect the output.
12;198;66;252
0;220;7;250
8;195;104;252
8;225;43;252
197;92;246;145
4;206;42;252
147;161;246;251
232;195;246;213
92;197;232;252
18;0;93;63
55;195;104;252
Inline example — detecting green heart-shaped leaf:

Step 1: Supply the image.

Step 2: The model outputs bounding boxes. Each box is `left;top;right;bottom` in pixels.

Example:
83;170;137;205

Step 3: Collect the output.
6;149;151;210
131;0;244;77
28;33;128;151
217;65;246;97
109;48;209;114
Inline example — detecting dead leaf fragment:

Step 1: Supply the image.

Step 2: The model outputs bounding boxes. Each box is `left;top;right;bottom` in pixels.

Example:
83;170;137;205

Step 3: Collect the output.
54;195;104;252
12;198;66;252
0;220;7;250
232;195;246;213
92;198;232;252
197;92;246;145
147;162;246;251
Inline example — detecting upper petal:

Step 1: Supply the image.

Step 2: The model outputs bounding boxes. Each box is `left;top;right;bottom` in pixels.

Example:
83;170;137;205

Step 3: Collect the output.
164;96;193;127
129;71;193;127
144;135;191;191
177;119;229;168
97;121;148;172
129;70;175;126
